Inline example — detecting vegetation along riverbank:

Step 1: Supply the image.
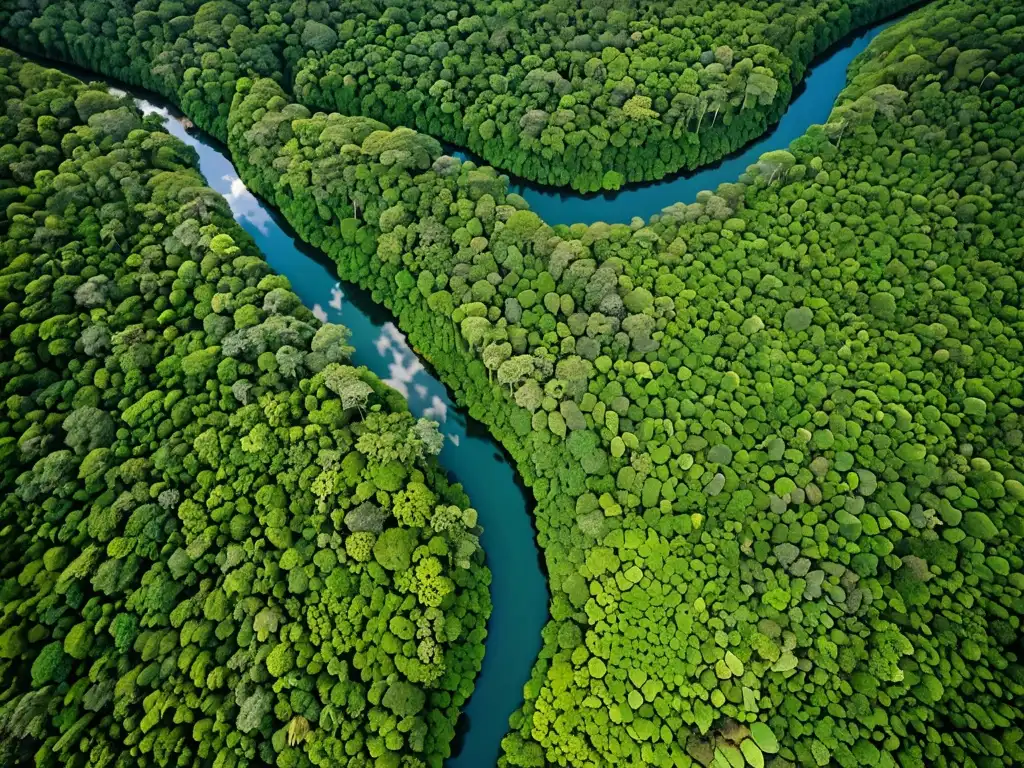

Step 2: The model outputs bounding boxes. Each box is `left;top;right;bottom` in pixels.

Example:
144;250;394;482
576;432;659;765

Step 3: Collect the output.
1;0;1022;767
0;48;490;767
1;0;921;190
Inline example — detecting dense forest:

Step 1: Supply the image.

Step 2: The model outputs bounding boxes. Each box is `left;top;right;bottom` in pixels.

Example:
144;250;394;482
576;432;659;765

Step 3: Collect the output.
224;0;1024;766
0;0;920;191
0;50;490;767
1;0;1023;767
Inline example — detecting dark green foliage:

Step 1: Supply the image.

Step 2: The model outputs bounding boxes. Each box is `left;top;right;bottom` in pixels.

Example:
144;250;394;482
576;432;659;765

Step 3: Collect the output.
0;51;489;768
2;1;1024;767
290;0;921;191
0;0;918;190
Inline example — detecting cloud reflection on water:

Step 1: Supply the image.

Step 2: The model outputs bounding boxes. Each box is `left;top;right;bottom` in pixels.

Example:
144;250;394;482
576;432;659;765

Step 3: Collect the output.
128;87;458;444
315;283;451;430
221;176;271;235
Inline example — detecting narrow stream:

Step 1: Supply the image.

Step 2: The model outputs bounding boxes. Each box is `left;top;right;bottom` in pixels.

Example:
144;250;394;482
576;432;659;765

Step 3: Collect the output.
34;5;913;761
448;9;909;226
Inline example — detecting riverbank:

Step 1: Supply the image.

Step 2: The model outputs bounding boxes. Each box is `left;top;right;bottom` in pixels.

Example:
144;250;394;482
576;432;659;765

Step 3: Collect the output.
46;64;550;768
26;5;916;761
443;0;923;225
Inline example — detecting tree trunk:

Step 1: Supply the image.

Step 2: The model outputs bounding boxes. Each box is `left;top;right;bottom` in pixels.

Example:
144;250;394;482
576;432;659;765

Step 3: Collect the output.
835;121;847;150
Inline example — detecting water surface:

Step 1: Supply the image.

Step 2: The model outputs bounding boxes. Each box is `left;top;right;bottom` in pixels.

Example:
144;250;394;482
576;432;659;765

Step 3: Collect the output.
448;11;906;226
118;88;549;768
38;7;912;759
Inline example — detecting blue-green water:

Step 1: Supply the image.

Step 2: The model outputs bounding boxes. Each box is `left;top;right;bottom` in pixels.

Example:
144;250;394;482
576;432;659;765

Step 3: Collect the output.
55;9;908;762
119;95;547;768
448;12;904;226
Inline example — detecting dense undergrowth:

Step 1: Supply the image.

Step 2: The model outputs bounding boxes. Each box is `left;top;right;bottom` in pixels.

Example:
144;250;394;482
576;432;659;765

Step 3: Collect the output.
0;0;919;191
222;1;1024;766
0;49;490;767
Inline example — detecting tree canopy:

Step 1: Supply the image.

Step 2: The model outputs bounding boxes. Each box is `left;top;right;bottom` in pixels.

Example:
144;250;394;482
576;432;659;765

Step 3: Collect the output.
0;0;920;190
0;50;489;768
225;2;1024;765
1;0;1024;767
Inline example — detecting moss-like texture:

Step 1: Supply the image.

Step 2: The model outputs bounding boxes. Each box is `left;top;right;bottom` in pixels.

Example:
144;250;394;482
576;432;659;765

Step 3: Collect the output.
0;50;490;768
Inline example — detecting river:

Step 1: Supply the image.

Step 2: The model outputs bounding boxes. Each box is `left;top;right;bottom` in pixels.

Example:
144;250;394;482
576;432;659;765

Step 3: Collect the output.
448;9;908;226
35;7;910;763
106;90;549;768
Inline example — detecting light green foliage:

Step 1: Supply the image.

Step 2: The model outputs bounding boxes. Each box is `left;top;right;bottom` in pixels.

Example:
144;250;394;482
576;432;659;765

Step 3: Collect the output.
345;531;376;562
741;738;765;768
750;722;779;753
3;1;1024;766
373;528;416;571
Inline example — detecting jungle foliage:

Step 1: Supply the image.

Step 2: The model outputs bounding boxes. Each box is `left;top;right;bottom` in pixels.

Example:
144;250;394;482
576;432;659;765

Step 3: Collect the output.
0;0;919;191
0;49;490;768
1;0;1024;767
221;2;1024;767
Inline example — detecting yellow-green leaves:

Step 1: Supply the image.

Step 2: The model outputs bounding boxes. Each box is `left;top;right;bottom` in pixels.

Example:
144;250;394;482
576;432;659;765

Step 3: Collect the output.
749;723;778;753
740;739;764;767
725;651;744;676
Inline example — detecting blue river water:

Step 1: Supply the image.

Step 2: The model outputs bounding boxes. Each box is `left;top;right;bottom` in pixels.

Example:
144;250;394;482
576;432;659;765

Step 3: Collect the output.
448;11;904;226
50;7;910;762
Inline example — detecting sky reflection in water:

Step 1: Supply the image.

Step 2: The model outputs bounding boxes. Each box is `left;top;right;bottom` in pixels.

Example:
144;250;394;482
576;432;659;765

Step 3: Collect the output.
119;91;547;768
132;99;463;445
91;14;910;755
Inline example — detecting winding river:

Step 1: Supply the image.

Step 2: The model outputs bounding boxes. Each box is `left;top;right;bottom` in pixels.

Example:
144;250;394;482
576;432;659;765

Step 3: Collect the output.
106;90;548;768
38;7;911;764
450;9;908;226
